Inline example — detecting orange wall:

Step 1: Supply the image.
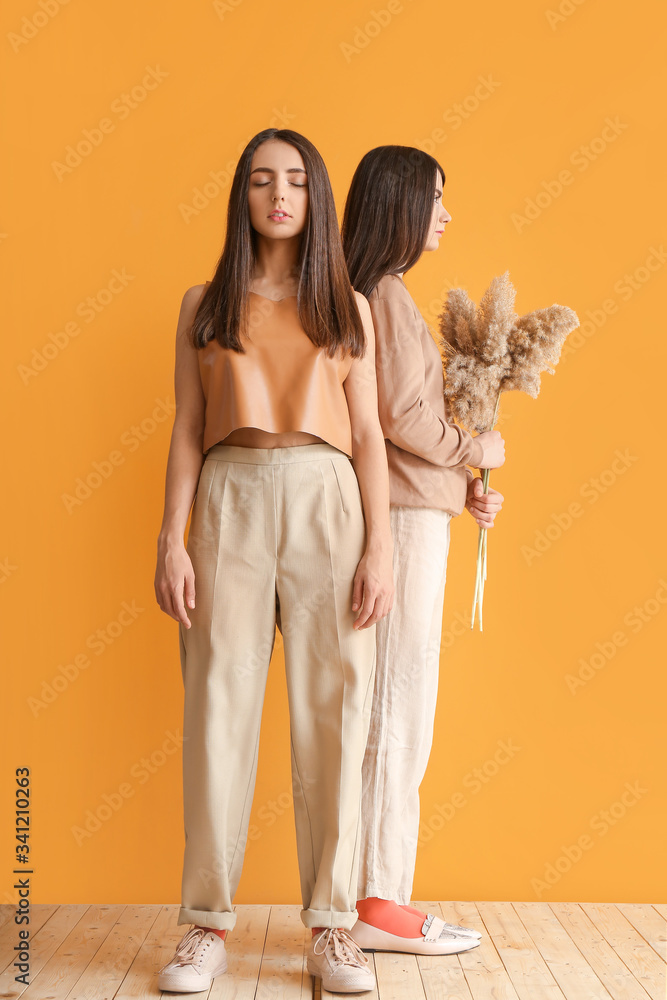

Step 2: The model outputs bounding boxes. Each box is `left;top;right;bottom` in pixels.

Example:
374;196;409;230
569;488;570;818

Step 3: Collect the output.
3;0;665;909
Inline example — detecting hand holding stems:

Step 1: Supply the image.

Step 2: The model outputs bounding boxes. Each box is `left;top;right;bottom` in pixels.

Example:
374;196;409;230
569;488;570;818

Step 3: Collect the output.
466;477;504;529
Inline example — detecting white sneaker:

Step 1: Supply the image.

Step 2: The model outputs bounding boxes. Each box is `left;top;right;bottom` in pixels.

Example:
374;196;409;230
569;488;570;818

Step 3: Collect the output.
307;927;375;993
157;926;228;993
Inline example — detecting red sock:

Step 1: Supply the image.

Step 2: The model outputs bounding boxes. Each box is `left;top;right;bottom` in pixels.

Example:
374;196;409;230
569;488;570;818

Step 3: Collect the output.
196;925;227;940
356;898;424;938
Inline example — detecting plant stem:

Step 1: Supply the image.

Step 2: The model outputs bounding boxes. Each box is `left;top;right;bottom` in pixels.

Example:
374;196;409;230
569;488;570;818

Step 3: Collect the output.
471;387;502;630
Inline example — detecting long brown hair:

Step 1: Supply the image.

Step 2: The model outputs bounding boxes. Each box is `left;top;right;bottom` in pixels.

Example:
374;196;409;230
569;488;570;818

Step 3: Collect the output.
190;128;365;359
341;146;446;298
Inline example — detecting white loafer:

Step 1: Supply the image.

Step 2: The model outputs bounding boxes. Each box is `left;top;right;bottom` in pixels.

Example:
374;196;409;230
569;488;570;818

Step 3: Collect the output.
422;913;482;939
348;914;481;955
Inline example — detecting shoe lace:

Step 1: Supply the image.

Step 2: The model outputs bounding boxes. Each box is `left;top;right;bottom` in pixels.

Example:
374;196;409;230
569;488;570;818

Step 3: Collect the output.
171;926;211;967
313;927;370;968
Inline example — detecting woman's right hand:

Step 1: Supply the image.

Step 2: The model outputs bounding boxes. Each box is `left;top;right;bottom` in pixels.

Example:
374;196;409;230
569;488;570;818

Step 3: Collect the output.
154;538;196;628
473;429;506;469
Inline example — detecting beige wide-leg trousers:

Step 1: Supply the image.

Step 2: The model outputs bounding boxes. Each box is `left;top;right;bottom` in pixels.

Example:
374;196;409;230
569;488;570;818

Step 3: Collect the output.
177;442;377;931
357;505;452;904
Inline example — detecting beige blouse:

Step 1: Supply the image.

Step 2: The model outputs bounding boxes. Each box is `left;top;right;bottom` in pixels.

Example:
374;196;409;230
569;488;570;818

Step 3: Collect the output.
368;273;483;516
197;282;354;458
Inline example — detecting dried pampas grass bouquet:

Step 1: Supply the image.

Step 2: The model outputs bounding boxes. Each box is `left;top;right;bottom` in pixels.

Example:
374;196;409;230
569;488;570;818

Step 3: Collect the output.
438;271;579;630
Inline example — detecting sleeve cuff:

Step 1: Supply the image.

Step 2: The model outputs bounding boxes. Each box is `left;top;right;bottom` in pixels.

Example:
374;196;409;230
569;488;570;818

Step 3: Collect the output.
470;435;485;468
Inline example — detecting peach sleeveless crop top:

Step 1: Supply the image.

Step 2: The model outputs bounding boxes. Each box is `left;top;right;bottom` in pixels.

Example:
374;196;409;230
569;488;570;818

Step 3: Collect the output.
197;282;355;457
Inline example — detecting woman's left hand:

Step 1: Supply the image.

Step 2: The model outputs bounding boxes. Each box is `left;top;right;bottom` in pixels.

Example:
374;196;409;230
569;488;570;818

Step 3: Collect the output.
351;543;394;629
466;477;504;527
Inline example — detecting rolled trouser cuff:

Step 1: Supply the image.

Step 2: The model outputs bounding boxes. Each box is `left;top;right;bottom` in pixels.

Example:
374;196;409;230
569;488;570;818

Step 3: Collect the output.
301;907;359;930
177;906;236;931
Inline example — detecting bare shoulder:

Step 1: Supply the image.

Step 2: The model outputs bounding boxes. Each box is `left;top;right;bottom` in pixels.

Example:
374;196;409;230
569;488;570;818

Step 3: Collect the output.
353;289;371;319
174;284;209;350
181;282;208;312
177;282;208;327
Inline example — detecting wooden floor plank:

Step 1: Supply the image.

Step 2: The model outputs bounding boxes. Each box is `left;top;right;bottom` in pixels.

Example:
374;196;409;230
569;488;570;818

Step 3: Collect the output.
579;903;666;1000
514;901;617;1000
412;900;475;1000
374;951;426;1000
2;900;660;998
16;904;123;1000
0;905;89;1000
0;904;60;950
255;904;310;999
615;904;667;961
211;904;271;999
112;903;179;999
476;901;566;999
0;903;60;972
0;904;16;933
67;904;161;1000
548;903;654;1000
439;900;522;999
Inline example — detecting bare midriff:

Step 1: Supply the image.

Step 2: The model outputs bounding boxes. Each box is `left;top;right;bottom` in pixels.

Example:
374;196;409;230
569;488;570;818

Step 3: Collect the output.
213;427;327;449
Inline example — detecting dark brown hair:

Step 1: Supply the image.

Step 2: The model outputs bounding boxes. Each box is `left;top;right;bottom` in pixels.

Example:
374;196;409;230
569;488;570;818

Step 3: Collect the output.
341;145;446;298
190;128;365;359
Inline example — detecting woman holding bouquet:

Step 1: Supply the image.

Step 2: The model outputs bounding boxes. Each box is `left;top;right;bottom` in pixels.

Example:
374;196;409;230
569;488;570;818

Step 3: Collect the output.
341;146;506;955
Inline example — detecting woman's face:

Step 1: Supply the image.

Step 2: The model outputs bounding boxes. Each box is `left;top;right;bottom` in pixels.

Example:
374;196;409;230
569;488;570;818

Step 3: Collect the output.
423;170;451;252
247;139;309;239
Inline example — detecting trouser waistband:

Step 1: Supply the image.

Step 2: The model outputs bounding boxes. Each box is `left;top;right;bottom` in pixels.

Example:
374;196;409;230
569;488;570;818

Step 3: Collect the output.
204;441;351;465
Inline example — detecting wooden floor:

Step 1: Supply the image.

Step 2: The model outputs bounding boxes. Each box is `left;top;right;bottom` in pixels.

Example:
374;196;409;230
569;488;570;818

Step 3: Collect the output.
0;900;664;999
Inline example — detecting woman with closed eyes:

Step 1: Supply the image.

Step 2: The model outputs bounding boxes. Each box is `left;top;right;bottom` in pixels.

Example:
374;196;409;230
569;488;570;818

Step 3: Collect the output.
153;128;394;994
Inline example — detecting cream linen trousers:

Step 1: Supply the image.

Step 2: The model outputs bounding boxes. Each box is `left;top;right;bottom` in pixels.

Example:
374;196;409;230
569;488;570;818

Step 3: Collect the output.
357;504;452;903
177;442;377;931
